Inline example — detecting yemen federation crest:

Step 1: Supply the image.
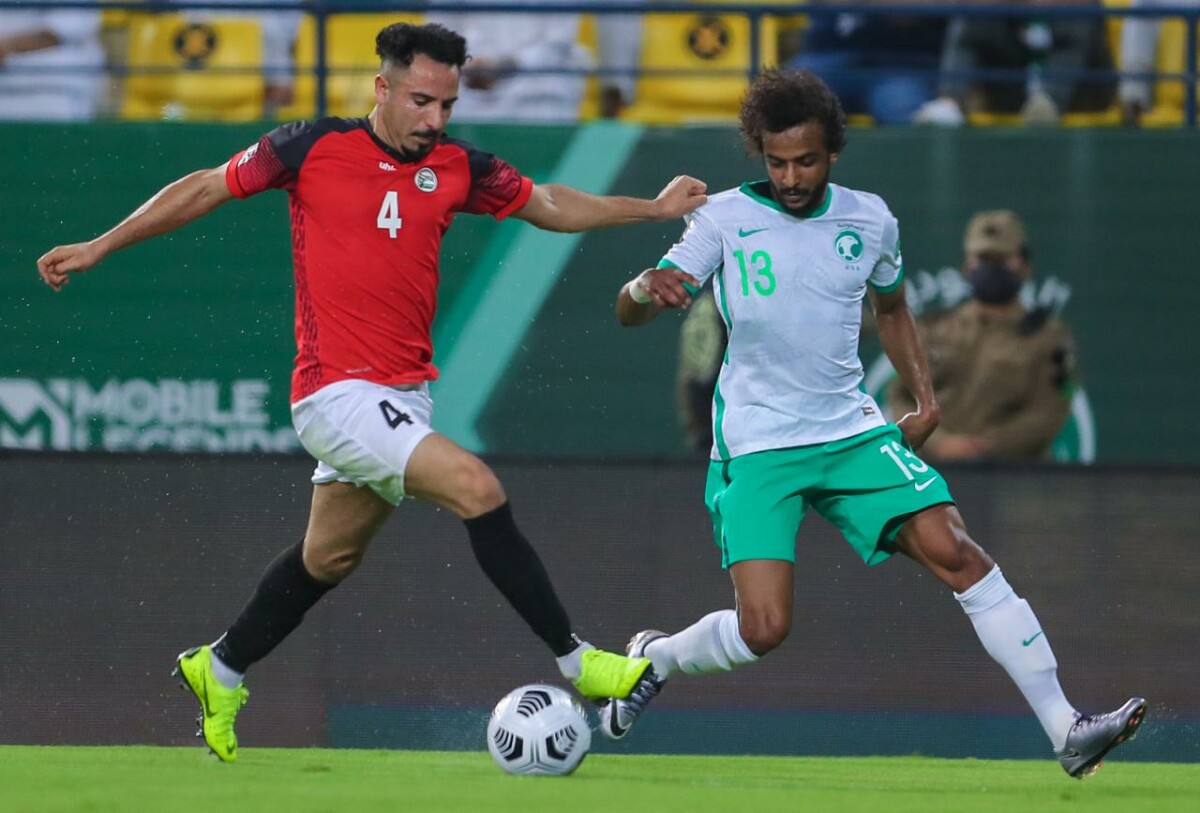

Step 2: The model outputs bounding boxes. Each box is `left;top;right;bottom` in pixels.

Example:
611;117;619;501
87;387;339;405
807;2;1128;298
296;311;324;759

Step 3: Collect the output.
415;167;438;193
834;229;864;264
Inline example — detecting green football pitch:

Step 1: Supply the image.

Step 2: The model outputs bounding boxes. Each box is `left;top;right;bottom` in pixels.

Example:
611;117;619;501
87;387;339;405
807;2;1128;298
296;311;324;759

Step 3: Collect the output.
1;747;1196;813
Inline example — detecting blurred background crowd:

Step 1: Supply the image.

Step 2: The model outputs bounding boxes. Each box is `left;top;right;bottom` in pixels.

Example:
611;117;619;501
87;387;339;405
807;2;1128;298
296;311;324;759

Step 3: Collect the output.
0;0;1195;127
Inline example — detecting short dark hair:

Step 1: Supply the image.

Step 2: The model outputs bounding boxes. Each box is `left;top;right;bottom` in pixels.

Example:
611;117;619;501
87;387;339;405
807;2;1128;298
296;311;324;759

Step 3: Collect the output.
739;69;847;156
376;22;468;70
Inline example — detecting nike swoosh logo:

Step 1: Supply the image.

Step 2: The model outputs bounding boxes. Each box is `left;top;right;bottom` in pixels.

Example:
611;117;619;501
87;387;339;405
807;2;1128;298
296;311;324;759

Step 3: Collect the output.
1022;631;1045;647
605;704;630;739
914;477;938;491
738;227;769;237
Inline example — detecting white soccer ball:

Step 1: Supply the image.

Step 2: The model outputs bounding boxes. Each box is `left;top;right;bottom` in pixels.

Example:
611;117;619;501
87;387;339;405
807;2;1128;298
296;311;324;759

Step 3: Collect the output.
486;683;592;776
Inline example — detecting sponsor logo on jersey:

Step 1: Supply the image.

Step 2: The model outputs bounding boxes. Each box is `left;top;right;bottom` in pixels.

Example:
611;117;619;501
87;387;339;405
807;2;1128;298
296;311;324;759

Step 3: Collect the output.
834;229;864;264
379;161;397;172
415;167;438;192
738;226;769;238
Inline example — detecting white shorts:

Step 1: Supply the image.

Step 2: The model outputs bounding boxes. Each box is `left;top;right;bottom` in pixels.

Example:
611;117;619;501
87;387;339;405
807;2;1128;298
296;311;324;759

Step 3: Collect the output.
290;379;436;505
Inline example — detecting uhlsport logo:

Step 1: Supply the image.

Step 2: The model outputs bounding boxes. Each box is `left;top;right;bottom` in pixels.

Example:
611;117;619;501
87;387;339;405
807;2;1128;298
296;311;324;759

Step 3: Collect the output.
0;378;301;452
834;229;864;264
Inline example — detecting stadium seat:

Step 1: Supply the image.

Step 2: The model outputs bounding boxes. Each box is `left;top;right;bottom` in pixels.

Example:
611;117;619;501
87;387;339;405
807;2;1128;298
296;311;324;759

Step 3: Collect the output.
1141;17;1197;126
621;12;779;125
967;5;1125;128
577;13;601;120
279;13;425;120
120;13;264;122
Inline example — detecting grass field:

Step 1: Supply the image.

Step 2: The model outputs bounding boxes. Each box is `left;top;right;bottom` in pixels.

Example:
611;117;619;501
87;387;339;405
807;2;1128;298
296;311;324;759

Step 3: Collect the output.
1;748;1197;813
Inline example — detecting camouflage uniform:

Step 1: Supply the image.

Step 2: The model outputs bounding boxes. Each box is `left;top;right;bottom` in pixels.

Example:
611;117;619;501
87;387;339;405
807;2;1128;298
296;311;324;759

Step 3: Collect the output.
887;303;1075;460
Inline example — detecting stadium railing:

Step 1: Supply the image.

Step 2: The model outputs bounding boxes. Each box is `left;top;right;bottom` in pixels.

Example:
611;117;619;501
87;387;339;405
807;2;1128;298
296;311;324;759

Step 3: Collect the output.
1;2;1197;126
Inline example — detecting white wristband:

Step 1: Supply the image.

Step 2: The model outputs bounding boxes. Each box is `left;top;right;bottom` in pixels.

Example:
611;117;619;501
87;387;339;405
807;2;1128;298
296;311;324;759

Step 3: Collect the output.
627;278;653;304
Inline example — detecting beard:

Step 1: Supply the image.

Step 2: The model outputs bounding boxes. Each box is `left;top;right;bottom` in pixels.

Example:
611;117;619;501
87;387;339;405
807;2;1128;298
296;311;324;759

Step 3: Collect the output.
771;171;830;215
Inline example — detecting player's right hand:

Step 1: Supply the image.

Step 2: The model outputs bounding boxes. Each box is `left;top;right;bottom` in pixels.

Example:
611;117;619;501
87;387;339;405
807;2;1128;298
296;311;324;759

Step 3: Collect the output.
631;267;699;309
653;175;707;220
37;242;104;292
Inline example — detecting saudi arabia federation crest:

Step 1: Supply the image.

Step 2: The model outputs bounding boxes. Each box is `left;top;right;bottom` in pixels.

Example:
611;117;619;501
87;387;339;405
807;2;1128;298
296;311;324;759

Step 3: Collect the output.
834;229;864;264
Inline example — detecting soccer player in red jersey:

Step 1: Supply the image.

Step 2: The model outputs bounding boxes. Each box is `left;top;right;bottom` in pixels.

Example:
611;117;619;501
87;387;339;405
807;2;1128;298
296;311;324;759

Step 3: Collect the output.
37;22;707;762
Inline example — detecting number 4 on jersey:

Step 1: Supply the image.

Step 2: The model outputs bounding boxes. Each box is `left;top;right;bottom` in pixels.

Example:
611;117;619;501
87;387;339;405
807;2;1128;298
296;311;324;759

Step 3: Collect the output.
377;191;403;237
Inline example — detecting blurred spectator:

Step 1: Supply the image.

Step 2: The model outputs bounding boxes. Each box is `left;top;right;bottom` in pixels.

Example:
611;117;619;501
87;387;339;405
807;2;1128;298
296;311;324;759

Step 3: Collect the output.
593;1;644;118
173;0;302;116
914;0;1116;126
786;0;946;124
425;0;593;122
0;1;105;121
886;210;1075;462
1118;0;1200;125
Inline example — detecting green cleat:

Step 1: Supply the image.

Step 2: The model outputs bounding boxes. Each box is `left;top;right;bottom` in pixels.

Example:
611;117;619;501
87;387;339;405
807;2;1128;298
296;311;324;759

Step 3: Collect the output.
572;648;653;701
173;645;249;762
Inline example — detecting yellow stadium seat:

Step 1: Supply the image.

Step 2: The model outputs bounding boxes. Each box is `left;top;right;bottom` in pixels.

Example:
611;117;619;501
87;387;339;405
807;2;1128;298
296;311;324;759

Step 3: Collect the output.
1142;18;1197;126
578;13;601;120
121;13;264;122
279;13;425;120
622;12;779;125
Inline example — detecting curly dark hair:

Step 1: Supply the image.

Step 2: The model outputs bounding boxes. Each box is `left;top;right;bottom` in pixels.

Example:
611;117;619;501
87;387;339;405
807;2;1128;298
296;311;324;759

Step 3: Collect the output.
739;69;847;156
376;22;468;70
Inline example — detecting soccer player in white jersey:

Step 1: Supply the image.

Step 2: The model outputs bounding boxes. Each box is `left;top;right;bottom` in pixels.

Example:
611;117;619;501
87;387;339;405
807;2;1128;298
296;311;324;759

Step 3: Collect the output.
600;69;1145;778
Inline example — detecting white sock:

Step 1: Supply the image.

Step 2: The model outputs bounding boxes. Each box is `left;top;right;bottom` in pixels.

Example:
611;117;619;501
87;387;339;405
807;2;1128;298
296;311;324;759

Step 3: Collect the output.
644;610;759;679
208;642;244;690
555;640;595;681
955;566;1078;750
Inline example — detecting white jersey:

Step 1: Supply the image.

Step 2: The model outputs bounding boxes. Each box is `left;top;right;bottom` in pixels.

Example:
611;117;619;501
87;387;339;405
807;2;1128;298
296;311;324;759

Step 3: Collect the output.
662;181;905;460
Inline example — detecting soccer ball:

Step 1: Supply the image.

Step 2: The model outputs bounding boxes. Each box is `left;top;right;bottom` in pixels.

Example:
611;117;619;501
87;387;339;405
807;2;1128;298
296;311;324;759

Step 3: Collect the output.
486;683;592;776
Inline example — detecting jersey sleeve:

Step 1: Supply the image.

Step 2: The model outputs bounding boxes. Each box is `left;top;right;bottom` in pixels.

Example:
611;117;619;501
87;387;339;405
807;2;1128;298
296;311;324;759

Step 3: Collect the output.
659;209;725;294
869;213;905;293
459;144;534;220
225;121;314;199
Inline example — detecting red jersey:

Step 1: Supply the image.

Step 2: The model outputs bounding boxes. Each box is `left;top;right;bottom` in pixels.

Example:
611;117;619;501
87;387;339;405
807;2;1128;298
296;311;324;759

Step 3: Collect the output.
225;117;533;403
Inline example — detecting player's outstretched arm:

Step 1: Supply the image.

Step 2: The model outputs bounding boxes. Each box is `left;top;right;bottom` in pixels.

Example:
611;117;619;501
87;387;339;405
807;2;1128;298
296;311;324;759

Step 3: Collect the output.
514;175;707;233
37;164;235;292
870;284;940;449
616;267;699;327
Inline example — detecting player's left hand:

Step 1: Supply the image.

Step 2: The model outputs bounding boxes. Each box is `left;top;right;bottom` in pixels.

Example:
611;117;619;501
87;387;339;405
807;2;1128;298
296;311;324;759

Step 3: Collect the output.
653;176;707;219
896;407;940;451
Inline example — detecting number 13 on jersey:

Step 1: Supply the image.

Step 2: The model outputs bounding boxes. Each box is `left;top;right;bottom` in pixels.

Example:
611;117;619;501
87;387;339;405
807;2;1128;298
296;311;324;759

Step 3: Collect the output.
377;191;403;237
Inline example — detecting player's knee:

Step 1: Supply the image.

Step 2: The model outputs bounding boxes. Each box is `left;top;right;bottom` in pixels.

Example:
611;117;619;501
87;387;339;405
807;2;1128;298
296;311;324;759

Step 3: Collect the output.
451;458;506;518
946;538;995;591
303;545;364;585
738;611;791;656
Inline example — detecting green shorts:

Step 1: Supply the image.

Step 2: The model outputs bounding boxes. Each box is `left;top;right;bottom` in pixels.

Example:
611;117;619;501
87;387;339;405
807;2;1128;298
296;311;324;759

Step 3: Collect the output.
704;424;955;568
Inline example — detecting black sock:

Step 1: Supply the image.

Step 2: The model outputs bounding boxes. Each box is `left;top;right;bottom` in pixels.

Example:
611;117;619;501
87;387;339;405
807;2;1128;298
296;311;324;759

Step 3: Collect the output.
465;502;577;656
212;540;334;673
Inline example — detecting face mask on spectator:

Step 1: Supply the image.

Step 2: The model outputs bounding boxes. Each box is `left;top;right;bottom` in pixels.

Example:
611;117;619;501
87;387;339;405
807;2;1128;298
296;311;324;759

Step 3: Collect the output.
967;261;1023;304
